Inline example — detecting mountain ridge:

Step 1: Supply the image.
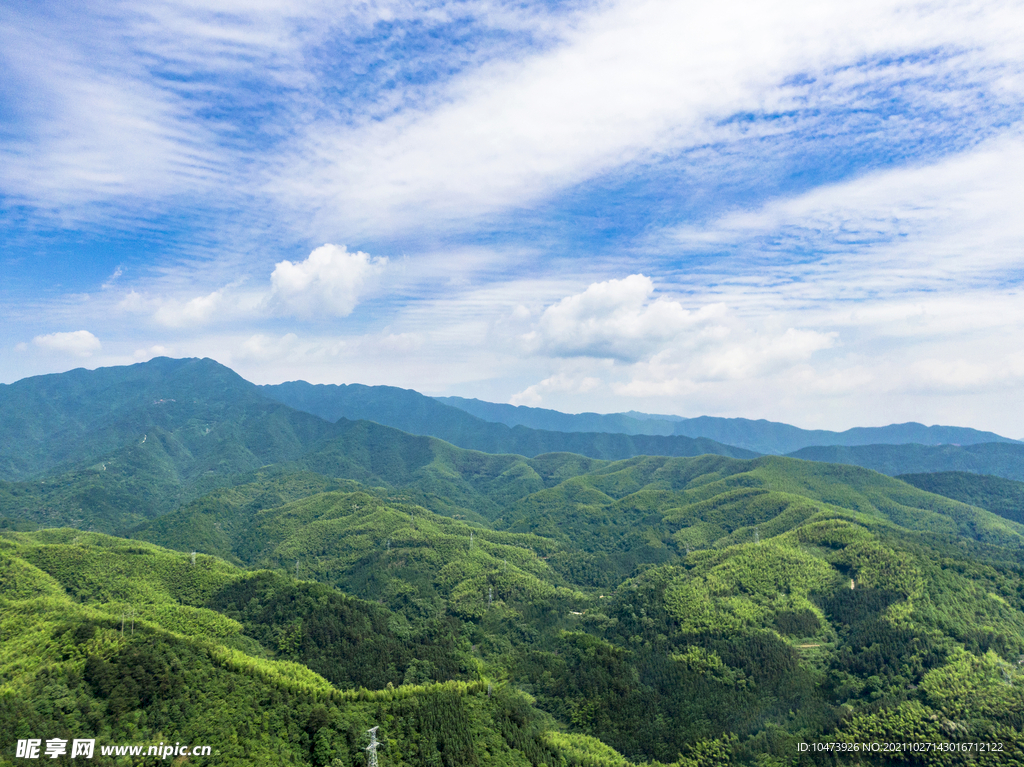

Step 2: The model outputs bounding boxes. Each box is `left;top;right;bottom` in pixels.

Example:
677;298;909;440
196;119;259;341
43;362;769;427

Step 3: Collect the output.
436;395;1019;454
791;442;1024;483
260;380;756;461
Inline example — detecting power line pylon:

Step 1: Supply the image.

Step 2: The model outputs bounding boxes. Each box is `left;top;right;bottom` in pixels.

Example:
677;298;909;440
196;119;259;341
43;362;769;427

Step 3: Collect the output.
366;726;381;767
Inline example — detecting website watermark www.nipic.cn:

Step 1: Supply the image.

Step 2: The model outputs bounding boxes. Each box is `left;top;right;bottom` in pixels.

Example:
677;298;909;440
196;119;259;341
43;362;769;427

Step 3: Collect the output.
15;738;213;760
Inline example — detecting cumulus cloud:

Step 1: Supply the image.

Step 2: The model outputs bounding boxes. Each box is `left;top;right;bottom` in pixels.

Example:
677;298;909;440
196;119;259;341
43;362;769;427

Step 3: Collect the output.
110;244;388;328
267;244;388;319
29;330;102;357
523;274;729;361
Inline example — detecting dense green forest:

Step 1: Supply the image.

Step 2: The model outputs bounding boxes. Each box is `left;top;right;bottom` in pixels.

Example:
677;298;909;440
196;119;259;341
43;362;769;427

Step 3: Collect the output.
898;472;1024;526
128;457;1024;764
4;358;1024;766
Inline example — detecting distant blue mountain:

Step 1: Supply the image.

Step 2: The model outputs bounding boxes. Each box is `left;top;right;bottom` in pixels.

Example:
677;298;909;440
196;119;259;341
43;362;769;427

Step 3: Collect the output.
788;443;1024;483
434;397;675;435
259;381;756;461
436;397;1017;455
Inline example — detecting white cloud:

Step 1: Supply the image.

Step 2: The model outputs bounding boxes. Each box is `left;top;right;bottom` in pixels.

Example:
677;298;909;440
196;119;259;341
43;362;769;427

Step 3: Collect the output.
101;266;124;290
609;325;837;398
523;274;723;361
0;0;573;229
237;332;301;362
267;244;388;319
133;344;169;360
153;288;229;328
29;330;102;357
107;243;387;328
0;10;224;214
280;0;1024;237
667;136;1024;296
510;372;602;407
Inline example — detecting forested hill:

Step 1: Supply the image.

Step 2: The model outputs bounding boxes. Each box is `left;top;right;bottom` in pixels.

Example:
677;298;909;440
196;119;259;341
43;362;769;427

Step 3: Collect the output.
0;359;752;533
260;380;755;460
124;456;1024;764
789;442;1024;483
898;471;1024;525
0;356;335;481
0;389;742;536
6;358;1024;764
673;418;1018;454
0;529;581;767
437;396;1018;454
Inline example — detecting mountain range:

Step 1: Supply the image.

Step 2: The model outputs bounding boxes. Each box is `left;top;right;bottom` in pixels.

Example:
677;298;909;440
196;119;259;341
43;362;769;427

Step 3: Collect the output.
260;377;1024;483
435;396;1019;453
4;356;1024;766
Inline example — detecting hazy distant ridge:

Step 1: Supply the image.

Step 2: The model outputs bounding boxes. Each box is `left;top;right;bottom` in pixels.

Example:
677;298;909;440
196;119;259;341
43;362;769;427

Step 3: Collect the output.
260;381;755;461
436;396;1017;454
788;442;1024;482
435;396;676;435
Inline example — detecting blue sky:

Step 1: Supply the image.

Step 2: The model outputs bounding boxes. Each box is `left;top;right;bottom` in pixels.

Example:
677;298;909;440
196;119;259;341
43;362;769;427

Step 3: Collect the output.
2;0;1023;435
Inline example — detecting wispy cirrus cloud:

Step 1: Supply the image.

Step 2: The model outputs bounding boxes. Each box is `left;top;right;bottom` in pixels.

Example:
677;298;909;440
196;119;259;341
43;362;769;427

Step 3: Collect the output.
663;134;1024;297
279;0;1024;240
7;0;1021;241
3;0;1024;437
0;0;576;229
0;5;228;216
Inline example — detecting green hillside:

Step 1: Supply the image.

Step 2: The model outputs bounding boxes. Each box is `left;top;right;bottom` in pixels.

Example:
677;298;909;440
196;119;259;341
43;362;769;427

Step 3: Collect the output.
0;406;741;536
492;454;1024;585
0;530;625;767
790;443;1024;482
0;358;339;530
898;471;1024;526
0;360;749;535
0;358;332;481
125;456;1024;764
5;360;1024;765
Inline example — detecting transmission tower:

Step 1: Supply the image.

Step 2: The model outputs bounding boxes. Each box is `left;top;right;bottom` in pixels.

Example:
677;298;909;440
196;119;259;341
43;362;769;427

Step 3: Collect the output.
488;586;493;607
366;726;381;767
